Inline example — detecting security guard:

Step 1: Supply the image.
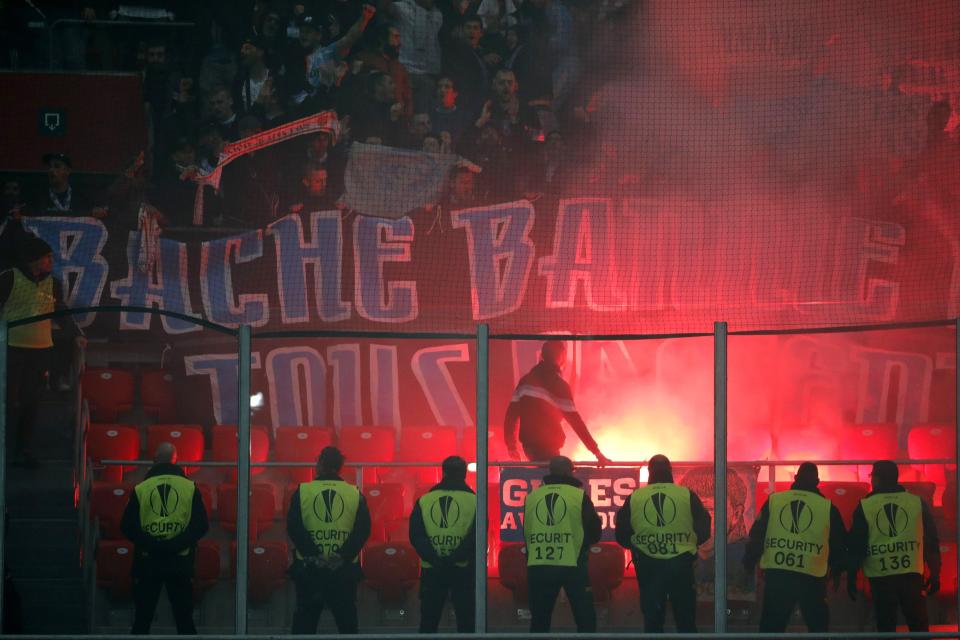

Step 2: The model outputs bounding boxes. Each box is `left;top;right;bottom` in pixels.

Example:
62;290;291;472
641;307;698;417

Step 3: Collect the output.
286;446;371;634
523;455;601;633
743;462;846;633
615;454;711;633
120;443;209;634
848;460;940;633
409;455;477;633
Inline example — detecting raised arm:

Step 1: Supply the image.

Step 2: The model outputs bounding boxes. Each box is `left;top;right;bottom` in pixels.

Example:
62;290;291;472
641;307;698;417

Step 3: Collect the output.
334;4;377;58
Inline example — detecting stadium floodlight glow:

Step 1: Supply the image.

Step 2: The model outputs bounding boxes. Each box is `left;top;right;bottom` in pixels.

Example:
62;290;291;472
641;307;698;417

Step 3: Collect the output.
250;392;264;408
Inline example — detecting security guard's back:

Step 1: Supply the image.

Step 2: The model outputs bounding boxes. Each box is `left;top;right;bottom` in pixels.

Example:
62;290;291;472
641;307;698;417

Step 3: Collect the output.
120;443;209;635
522;456;601;633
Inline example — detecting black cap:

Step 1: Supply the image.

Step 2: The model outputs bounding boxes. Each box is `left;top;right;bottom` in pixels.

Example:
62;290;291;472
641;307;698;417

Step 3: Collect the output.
317;446;345;473
441;455;468;480
42;152;72;168
19;234;53;263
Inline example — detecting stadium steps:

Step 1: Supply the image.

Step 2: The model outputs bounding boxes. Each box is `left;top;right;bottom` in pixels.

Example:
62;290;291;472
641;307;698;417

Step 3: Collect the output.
4;386;88;632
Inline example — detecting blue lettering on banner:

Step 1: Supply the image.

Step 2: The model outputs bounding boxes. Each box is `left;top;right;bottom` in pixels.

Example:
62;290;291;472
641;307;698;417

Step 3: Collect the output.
266;347;327;427
499;467;638;542
370;344;401;427
353;216;418;322
184;352;263;425
451;201;535;320
110;232;200;333
328;344;362;427
22;216;108;327
200;231;269;327
411;344;473;427
267;212;350;323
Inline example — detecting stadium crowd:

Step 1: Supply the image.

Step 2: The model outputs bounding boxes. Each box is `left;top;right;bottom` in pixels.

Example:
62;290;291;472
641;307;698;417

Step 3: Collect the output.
0;0;635;230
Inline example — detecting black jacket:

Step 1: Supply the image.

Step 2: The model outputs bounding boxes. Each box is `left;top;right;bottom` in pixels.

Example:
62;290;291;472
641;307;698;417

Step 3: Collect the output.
286;472;372;568
409;477;477;569
742;482;847;576
847;484;940;578
119;463;209;576
614;478;712;563
526;474;602;567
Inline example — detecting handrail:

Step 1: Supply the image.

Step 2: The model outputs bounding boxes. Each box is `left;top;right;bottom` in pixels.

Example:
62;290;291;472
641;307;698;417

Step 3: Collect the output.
4;631;960;639
47;19;196;71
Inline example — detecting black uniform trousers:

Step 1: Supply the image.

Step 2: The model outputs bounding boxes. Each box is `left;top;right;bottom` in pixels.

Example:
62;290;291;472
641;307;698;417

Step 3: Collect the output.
521;443;560;462
418;566;475;633
131;572;196;635
291;564;359;634
5;346;50;457
869;573;929;632
634;553;698;633
758;569;828;633
527;564;596;633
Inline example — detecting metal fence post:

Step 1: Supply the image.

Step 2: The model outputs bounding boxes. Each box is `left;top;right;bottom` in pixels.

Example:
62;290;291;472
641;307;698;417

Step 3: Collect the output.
235;325;251;634
955;317;959;624
0;320;7;622
714;321;728;633
475;323;489;633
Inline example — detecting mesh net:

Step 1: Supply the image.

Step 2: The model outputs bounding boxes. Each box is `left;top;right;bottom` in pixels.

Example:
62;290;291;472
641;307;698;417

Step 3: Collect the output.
8;0;960;337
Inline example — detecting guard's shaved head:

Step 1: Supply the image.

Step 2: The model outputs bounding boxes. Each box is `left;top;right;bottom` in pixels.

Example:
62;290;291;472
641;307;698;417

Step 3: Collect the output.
154;442;177;464
548;455;574;477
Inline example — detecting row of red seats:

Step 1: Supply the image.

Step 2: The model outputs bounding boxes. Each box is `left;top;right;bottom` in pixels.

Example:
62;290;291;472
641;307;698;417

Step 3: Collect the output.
87;422;494;484
82;368;177;423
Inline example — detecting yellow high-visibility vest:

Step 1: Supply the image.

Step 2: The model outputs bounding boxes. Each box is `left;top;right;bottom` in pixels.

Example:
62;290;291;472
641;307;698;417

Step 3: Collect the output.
418;489;476;568
298;480;361;560
628;483;698;559
135;474;196;556
760;490;831;577
1;269;54;348
523;483;584;568
861;492;923;577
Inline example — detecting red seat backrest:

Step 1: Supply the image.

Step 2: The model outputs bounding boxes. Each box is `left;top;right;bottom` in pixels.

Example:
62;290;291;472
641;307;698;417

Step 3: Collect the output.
384;518;409;542
901;481;937;506
217;483;276;538
362;542;420;604
231;541;290;604
397;426;458;483
908;424;957;496
819;482;870;528
339;426;396;485
90;482;133;539
365;483;406;524
146;424;204;473
211;425;270;480
587;543;625;601
88;424;140;482
82;368;135;422
840;423;899;460
96;540;133;599
193;539;221;598
498;543;528;600
938;542;958;597
140;369;178;423
274;426;335;483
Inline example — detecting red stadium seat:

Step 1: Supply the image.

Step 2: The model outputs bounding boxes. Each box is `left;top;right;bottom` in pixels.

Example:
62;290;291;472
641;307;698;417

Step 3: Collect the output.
397;426;459;483
88;423;140;482
218;483;276;539
384;518;409;542
937;542;958;599
901;481;937;506
362;542;420;605
908;424;957;496
96;540;133;599
819;482;870;529
274;426;335;483
365;483;406;524
90;482;133;539
82;368;135;422
230;541;289;604
146;424;204;474
193;539;221;599
587;543;625;603
840;423;899;480
338;426;396;484
140;369;178;423
211;425;270;481
498;543;528;603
